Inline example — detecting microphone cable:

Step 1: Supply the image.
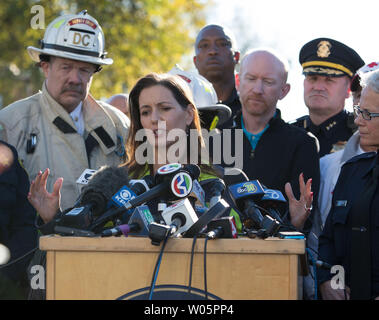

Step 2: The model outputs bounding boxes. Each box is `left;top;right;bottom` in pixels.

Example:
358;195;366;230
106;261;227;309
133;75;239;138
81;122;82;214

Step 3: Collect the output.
148;229;170;300
203;236;209;300
306;248;318;300
252;203;298;232
0;246;38;269
187;234;198;295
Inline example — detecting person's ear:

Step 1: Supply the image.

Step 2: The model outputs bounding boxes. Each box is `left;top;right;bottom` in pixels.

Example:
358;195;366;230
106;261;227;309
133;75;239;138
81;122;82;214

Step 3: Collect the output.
279;83;291;100
345;80;351;99
186;104;195;126
40;61;50;78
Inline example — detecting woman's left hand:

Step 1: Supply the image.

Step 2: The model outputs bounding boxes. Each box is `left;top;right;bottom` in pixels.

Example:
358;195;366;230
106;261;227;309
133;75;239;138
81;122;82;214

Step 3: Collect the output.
284;173;313;230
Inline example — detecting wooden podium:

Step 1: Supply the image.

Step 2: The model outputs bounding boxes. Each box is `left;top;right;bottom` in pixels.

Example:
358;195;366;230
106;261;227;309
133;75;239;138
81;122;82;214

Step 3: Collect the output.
39;235;305;300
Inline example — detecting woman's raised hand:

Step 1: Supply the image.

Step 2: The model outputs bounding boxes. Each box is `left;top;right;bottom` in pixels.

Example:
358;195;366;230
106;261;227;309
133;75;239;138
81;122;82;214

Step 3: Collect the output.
284;173;313;230
28;168;63;224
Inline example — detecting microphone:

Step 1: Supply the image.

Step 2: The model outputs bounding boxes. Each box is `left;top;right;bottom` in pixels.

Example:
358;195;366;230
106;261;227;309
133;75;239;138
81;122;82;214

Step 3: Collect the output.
161;198;199;236
228;179;265;222
122;163;196;211
148;198;199;244
189;179;207;208
56;166;130;230
110;175;154;208
245;205;281;237
200;178;226;208
89;176;154;231
80;166;131;214
206;216;238;239
183;198;230;238
101;205;155;237
129;175;155;195
257;188;287;223
218;167;250;186
228;179;280;236
182;164;201;181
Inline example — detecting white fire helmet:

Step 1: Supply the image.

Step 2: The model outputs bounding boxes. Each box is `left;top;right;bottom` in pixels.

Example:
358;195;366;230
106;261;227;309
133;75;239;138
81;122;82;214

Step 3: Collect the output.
27;10;113;66
168;65;231;129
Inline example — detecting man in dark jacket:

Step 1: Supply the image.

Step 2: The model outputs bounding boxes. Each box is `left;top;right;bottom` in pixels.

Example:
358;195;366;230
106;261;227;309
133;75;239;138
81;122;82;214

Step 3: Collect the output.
0;141;38;299
217;48;320;232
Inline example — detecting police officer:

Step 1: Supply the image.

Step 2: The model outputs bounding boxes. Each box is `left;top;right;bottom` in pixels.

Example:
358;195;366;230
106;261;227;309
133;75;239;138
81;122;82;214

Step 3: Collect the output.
292;38;365;157
0;11;130;211
317;69;379;300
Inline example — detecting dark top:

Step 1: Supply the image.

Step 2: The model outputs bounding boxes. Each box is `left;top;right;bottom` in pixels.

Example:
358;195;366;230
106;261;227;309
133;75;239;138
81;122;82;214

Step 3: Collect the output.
0;141;38;297
291;110;356;157
213;109;320;231
317;151;379;298
370;178;379;297
218;87;241;130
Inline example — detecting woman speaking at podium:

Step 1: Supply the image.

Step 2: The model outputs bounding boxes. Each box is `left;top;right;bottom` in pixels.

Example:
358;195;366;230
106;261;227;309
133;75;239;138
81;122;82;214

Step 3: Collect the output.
28;73;312;232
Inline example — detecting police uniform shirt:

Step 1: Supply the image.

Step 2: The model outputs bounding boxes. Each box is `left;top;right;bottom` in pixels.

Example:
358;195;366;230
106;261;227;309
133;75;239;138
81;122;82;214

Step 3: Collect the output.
296;37;364;158
370;178;379;298
292;110;356;157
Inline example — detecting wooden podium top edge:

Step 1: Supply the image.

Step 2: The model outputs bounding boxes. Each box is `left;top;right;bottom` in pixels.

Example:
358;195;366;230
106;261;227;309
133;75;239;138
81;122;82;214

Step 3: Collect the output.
39;236;305;254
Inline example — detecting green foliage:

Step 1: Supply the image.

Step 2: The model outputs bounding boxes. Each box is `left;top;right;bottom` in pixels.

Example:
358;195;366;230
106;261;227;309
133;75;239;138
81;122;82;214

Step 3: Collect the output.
0;0;206;107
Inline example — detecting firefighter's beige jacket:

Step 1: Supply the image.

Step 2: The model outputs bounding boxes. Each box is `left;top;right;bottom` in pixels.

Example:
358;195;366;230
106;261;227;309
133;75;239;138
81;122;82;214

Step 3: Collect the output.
0;82;130;210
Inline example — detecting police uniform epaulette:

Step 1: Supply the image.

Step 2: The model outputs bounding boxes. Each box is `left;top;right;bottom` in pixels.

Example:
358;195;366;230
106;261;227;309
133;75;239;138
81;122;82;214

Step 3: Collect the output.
343;151;376;166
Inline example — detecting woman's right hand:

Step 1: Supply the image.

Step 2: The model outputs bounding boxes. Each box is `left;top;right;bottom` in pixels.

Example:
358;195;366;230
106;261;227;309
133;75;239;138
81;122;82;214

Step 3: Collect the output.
28;168;63;224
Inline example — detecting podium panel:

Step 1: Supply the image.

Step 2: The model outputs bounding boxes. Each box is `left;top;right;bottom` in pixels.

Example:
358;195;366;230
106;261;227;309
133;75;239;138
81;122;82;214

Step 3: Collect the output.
39;236;305;300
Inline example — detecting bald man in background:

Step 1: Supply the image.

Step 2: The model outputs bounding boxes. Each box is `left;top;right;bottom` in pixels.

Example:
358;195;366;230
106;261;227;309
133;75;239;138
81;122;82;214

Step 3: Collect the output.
107;93;129;116
219;48;320;233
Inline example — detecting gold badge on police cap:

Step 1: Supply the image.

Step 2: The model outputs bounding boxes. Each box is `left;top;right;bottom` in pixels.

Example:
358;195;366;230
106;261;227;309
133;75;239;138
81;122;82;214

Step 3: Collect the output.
317;41;332;58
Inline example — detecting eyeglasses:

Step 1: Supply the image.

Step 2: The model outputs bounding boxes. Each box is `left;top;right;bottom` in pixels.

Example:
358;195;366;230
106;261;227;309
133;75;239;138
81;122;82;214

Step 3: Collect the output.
353;105;379;120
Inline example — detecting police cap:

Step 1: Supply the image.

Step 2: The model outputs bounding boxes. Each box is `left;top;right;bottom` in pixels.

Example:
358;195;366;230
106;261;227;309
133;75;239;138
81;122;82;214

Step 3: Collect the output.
299;38;364;78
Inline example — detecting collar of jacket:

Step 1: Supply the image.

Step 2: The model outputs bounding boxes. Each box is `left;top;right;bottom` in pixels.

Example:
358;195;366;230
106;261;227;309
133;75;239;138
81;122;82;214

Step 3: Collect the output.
340;131;362;164
39;81;118;155
362;151;379;179
221;86;239;106
232;107;282;129
308;110;348;136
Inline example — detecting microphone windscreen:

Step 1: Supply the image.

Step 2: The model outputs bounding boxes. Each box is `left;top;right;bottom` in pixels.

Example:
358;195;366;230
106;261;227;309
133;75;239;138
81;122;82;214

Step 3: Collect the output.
80;165;130;206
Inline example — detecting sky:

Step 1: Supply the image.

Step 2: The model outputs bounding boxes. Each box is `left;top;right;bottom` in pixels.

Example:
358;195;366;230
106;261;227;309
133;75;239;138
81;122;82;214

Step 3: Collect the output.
194;0;379;122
